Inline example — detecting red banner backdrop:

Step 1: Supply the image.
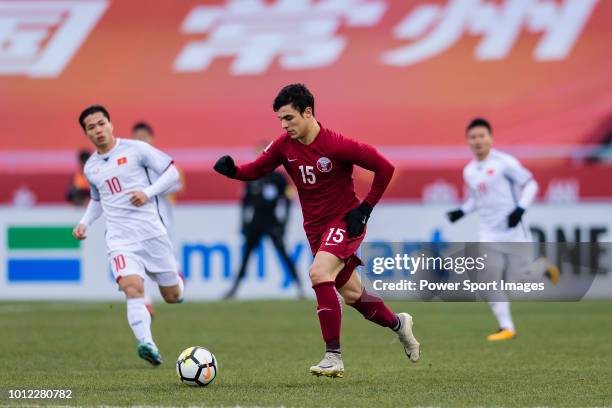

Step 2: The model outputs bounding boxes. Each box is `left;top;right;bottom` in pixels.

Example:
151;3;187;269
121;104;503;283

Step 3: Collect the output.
1;0;612;203
1;0;611;158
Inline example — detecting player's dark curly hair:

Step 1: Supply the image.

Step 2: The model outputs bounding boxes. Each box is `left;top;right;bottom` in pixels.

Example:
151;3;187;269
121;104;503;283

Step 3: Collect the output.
273;83;315;116
467;117;492;134
79;105;110;130
132;121;154;135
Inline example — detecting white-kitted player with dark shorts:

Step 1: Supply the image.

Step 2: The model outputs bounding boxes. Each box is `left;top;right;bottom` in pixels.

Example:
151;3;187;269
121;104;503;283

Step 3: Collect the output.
72;105;184;365
447;118;559;342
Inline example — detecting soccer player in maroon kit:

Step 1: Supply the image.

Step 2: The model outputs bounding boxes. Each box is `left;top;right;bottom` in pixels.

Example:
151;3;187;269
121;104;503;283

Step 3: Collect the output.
214;84;420;377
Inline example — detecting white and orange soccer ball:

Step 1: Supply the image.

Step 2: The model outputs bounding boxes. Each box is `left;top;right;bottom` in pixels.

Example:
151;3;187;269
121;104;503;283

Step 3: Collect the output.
176;346;218;386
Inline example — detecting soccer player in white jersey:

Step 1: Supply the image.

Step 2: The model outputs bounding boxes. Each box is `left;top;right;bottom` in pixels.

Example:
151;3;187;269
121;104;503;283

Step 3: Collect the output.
131;121;183;317
72;105;184;365
447;118;559;341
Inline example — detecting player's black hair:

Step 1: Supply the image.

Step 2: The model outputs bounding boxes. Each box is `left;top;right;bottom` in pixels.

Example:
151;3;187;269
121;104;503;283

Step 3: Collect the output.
467;117;492;134
132;121;154;135
79;105;110;130
273;83;315;116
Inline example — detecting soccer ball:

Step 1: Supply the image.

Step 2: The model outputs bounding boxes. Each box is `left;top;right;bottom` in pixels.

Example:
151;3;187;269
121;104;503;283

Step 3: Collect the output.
176;346;218;386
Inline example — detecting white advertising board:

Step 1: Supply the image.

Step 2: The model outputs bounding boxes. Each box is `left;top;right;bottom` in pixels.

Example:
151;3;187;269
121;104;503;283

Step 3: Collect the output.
0;203;610;300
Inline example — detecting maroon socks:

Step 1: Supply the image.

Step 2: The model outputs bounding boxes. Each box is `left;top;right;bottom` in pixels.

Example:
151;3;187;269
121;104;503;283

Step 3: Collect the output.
312;281;342;353
349;289;400;330
313;283;401;354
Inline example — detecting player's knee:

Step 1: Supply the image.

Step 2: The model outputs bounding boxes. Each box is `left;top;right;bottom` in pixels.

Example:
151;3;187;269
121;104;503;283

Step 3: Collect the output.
309;263;329;285
161;290;180;304
119;275;144;298
123;284;144;299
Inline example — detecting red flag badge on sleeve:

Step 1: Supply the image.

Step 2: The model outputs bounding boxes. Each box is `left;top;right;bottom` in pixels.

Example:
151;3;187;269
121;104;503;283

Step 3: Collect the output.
117;157;127;165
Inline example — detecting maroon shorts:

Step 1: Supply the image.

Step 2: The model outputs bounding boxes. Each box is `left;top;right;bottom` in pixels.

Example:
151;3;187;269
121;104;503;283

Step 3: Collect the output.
307;219;365;289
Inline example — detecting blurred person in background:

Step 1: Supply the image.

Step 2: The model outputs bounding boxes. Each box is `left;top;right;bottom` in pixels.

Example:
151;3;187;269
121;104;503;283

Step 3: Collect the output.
447;117;559;342
224;142;304;299
132;121;183;317
66;149;92;206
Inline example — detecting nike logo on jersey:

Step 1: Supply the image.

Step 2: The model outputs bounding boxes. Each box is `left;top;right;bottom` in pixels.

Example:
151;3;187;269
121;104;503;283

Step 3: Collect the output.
288;158;297;162
324;242;339;246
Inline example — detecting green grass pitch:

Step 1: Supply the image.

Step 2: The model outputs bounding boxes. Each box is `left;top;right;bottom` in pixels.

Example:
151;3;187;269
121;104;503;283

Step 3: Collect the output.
1;300;610;407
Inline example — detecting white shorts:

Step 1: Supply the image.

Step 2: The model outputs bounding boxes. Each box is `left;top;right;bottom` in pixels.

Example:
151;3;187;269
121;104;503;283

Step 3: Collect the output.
108;235;179;287
478;242;543;285
479;223;532;243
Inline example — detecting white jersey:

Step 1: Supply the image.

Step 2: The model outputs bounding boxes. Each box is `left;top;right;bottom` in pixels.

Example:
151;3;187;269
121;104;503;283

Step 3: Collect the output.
463;149;533;242
84;138;172;251
147;168;175;236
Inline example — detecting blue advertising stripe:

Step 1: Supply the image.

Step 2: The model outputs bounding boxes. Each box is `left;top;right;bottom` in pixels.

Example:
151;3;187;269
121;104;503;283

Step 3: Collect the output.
8;259;80;282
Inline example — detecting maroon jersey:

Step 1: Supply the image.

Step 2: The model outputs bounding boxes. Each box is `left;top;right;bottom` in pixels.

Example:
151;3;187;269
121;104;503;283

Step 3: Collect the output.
233;124;394;239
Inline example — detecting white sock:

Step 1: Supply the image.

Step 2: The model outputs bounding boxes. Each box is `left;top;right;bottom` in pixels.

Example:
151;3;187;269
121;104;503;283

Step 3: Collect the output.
143;276;155;305
127;298;154;344
489;301;515;332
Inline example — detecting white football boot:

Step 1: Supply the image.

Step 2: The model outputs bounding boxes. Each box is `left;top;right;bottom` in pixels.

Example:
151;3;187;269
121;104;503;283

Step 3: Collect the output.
309;352;344;378
397;313;420;362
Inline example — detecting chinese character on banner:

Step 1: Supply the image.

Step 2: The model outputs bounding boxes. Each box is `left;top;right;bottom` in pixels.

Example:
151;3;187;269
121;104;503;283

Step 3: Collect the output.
174;0;387;75
382;0;598;67
0;0;108;78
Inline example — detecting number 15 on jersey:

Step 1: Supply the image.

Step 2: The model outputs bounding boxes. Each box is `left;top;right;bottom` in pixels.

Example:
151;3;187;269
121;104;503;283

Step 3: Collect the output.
299;165;316;184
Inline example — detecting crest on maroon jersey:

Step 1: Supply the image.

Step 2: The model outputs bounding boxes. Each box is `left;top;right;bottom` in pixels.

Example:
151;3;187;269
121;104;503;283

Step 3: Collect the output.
316;157;332;173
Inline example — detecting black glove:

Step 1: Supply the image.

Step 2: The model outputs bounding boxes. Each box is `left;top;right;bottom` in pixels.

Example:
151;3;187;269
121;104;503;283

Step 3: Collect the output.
342;202;373;238
447;209;465;223
507;206;525;228
214;155;237;177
